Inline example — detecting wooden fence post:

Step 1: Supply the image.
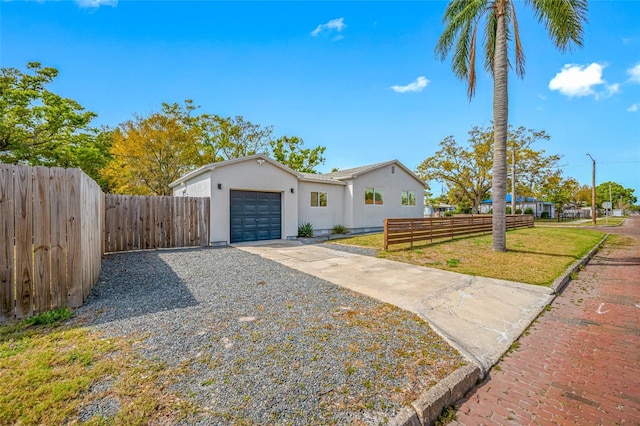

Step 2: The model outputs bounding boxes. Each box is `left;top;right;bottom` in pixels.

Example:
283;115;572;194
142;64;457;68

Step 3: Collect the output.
0;164;15;321
383;218;389;251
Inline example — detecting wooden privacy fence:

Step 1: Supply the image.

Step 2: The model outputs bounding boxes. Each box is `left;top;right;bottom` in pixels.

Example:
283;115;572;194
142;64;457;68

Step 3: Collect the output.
0;164;103;321
384;214;534;250
104;194;210;253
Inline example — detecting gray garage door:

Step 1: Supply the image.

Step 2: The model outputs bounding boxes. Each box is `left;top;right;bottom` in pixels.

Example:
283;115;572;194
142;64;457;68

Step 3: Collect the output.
230;190;282;243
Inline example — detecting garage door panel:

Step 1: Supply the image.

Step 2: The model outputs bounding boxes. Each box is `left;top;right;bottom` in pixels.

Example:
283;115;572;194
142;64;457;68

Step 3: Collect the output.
230;190;282;243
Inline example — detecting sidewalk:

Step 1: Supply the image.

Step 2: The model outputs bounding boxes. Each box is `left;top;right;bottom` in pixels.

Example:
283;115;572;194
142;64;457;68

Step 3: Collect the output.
453;217;640;425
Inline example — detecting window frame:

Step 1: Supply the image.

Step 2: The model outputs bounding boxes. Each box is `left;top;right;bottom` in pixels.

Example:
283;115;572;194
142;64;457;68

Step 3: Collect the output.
310;191;328;207
365;187;384;205
401;190;416;206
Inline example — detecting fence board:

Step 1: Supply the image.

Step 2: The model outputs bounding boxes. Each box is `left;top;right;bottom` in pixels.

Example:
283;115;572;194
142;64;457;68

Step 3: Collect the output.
66;168;83;308
384;214;534;250
14;165;33;318
0;164;15;321
33;166;51;314
49;167;67;308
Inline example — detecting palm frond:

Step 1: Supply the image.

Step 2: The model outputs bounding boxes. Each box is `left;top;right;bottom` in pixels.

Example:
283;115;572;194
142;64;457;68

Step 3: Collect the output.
435;0;492;99
527;0;588;51
510;2;526;78
468;24;478;98
483;12;497;75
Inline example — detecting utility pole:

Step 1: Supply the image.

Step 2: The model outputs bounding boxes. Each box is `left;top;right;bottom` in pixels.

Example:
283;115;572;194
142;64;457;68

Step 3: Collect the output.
511;150;516;215
586;153;596;225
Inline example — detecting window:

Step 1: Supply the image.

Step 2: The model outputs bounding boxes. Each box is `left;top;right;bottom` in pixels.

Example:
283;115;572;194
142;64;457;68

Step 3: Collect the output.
365;188;384;205
311;191;327;207
402;190;416;206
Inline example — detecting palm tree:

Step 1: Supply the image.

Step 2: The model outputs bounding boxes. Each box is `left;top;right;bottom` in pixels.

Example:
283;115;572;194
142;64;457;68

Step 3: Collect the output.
435;0;587;251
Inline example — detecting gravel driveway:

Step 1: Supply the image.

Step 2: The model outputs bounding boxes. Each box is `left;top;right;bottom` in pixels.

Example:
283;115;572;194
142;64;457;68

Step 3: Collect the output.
76;246;463;425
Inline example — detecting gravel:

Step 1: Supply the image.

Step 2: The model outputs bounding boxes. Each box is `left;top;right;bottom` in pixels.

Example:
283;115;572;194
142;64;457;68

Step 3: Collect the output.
76;246;463;425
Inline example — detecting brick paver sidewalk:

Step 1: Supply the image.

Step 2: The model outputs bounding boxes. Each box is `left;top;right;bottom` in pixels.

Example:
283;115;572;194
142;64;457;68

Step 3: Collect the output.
452;217;640;425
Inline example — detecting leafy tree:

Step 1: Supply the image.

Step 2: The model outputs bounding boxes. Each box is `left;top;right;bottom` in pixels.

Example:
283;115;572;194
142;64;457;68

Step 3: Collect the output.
270;136;326;173
72;127;114;192
436;0;587;251
417;127;492;213
417;125;560;214
506;126;561;202
573;184;593;206
198;114;272;161
101;100;327;194
102;108;202;195
0;62;111;185
596;181;637;209
539;175;580;210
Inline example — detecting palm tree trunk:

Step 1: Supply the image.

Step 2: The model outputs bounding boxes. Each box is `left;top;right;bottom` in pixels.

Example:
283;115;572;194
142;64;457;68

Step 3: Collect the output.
492;0;509;252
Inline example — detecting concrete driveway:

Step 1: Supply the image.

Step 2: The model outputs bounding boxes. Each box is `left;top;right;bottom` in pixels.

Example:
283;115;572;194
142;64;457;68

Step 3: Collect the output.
235;240;554;372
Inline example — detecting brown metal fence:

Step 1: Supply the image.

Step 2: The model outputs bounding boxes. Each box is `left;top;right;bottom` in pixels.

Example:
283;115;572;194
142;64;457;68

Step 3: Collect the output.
0;164;104;321
103;194;210;253
383;214;534;250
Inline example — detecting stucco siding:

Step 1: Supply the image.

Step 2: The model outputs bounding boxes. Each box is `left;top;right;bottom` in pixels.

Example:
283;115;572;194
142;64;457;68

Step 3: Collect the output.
350;165;425;229
172;171;211;198
204;160;299;244
298;182;345;235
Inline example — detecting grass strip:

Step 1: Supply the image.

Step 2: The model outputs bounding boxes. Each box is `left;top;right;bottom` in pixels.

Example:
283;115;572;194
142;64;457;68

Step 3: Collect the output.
335;227;605;286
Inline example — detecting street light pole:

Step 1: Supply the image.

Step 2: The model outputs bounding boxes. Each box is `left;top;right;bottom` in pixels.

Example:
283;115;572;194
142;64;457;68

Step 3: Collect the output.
586;153;596;225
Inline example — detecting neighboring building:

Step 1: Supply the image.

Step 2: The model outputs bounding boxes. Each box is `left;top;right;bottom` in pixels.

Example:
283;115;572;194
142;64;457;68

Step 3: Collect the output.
170;154;425;245
424;203;457;217
479;194;555;218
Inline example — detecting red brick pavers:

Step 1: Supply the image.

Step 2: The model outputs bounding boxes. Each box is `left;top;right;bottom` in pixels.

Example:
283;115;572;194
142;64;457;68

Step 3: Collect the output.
452;217;640;425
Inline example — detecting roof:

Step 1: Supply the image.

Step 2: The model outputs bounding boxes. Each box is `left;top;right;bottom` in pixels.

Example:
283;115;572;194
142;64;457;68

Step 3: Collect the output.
309;160;426;187
169;154;302;188
170;155;426;188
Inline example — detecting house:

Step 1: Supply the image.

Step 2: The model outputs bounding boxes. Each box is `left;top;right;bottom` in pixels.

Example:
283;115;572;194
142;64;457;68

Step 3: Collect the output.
424;203;457;217
479;194;555;218
169;154;426;245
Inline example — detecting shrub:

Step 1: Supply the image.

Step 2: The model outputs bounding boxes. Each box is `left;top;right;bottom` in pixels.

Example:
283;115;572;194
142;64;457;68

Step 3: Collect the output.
516;208;523;214
524;207;534;215
541;211;550;219
332;224;347;234
506;206;512;214
24;307;73;327
443;211;454;217
297;222;314;238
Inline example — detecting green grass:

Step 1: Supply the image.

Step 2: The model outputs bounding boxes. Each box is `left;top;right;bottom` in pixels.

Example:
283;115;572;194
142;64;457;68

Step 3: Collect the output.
540;217;625;227
0;309;195;425
335;227;605;286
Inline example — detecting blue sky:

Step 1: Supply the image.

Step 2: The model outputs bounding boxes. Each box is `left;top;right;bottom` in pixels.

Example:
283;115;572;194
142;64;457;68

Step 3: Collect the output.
2;0;639;197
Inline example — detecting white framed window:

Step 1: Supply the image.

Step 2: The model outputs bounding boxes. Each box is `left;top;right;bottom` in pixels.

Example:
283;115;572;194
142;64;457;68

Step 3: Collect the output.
311;191;327;207
365;187;384;205
402;190;416;206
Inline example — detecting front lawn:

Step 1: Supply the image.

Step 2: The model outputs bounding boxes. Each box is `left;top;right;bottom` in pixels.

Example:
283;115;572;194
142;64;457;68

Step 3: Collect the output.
335;227;605;286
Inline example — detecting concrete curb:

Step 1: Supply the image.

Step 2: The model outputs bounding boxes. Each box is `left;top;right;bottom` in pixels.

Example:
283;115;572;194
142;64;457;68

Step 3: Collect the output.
551;233;609;294
391;363;482;426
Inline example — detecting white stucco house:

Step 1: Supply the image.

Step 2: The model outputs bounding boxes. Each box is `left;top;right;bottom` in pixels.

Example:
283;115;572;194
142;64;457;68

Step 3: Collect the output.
169;154;426;245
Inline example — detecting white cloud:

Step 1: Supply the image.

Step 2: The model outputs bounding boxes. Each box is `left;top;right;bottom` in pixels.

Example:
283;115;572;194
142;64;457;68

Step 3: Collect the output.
311;18;346;37
628;64;640;83
390;76;429;93
74;0;117;7
549;63;605;97
628;103;639;112
549;63;621;99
